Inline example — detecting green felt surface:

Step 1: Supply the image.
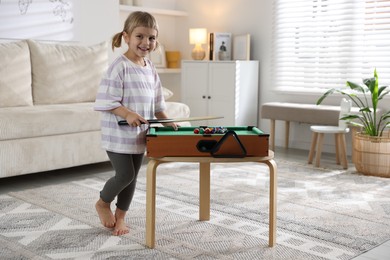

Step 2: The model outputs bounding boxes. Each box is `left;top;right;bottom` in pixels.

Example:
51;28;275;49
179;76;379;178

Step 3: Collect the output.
148;126;265;136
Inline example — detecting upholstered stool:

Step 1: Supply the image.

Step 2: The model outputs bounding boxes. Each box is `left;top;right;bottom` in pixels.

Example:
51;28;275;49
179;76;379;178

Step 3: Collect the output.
308;98;351;169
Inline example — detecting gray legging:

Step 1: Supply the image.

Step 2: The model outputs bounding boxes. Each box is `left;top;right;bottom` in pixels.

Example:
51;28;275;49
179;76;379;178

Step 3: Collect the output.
100;151;144;211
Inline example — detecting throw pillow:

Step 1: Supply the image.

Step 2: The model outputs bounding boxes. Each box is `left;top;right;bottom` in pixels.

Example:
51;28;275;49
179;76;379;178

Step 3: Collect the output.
28;40;108;104
162;87;174;100
0;40;33;107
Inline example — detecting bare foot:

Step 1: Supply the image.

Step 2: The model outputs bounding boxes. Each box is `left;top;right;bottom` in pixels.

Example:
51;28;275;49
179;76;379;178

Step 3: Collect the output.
95;198;115;228
112;208;129;236
112;218;129;236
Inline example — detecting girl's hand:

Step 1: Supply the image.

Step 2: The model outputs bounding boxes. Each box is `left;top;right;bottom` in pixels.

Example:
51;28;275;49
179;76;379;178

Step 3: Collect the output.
126;111;148;127
163;122;179;131
154;111;178;130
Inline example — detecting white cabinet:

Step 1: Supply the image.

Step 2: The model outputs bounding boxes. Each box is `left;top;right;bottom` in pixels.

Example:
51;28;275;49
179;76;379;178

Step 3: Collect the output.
181;60;259;126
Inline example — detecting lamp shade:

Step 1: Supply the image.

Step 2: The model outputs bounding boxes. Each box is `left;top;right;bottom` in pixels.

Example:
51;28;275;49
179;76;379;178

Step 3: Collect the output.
189;28;207;45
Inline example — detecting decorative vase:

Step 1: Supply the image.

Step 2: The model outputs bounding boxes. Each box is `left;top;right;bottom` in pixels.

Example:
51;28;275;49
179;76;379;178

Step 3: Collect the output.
218;51;228;61
120;0;133;5
165;51;181;68
353;131;390;177
133;0;143;6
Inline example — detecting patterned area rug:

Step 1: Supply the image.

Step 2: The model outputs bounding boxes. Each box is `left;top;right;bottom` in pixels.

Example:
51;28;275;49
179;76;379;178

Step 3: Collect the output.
1;159;390;259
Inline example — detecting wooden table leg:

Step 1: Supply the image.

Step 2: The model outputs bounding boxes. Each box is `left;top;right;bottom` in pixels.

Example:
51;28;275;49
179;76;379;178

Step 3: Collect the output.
145;159;162;249
262;159;277;247
145;155;277;248
199;162;210;221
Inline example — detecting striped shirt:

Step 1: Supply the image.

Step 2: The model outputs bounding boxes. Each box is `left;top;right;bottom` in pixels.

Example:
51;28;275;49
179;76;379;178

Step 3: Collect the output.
94;54;166;154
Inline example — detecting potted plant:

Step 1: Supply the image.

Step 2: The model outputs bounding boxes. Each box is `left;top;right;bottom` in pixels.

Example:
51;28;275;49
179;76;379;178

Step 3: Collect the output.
317;69;390;177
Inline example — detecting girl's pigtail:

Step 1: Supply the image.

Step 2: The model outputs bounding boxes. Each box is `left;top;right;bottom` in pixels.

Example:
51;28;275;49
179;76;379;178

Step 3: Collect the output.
111;32;123;51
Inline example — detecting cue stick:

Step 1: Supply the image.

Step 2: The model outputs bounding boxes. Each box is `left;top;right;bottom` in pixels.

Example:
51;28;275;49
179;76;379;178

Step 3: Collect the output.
118;116;224;125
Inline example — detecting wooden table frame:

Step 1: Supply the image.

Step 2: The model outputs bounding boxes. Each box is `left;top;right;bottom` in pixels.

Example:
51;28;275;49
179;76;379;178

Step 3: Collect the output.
145;150;277;248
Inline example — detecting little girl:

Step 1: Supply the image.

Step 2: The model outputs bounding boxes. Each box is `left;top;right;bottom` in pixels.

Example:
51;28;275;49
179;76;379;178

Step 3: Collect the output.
94;11;177;236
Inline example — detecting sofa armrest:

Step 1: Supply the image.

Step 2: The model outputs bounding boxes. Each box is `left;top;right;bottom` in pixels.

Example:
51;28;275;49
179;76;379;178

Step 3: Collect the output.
162;102;191;126
165;102;190;118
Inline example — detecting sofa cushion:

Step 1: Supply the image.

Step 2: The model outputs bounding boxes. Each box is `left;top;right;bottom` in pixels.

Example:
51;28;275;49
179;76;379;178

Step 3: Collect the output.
0;103;101;140
0;101;190;140
162;87;174;100
0;40;33;108
28;40;108;105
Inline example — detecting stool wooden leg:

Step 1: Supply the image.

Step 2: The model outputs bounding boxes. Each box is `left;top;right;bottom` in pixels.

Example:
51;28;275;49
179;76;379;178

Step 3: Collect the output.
339;133;348;169
270;119;275;151
199;162;210;221
335;134;340;165
308;132;318;164
315;133;324;167
285;121;290;149
351;127;358;164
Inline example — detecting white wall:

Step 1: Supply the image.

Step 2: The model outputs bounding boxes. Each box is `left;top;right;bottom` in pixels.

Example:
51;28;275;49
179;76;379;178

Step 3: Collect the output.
72;0;120;63
72;0;120;45
175;0;270;60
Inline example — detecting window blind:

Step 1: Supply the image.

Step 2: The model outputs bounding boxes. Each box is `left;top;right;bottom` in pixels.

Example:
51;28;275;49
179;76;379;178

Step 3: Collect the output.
272;0;390;92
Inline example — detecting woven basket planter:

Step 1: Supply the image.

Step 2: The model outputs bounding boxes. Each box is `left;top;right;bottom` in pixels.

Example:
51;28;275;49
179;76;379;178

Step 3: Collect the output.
353;132;390;177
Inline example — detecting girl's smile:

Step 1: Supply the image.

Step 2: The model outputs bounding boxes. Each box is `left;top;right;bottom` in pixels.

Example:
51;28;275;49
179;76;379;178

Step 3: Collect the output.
123;26;158;66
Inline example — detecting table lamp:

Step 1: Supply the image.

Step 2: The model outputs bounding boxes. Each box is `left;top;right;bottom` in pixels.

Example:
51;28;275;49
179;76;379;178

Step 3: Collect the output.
189;28;207;60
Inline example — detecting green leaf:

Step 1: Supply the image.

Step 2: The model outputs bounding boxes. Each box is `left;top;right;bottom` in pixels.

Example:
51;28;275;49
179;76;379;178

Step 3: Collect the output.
371;69;379;111
348;121;364;128
363;77;376;91
340;115;360;120
316;89;335;105
380;112;390;121
346;81;366;93
360;107;372;113
378;88;390;100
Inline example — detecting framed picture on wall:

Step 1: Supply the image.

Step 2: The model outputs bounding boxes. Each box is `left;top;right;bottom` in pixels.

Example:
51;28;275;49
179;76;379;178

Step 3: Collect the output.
233;34;251;60
149;45;167;68
209;32;232;61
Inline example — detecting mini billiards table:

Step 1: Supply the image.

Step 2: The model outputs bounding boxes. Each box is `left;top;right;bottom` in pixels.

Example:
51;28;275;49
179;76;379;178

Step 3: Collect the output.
146;126;269;158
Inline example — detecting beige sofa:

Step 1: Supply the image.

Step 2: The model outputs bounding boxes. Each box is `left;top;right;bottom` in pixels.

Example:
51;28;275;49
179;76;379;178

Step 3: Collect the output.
0;40;190;178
